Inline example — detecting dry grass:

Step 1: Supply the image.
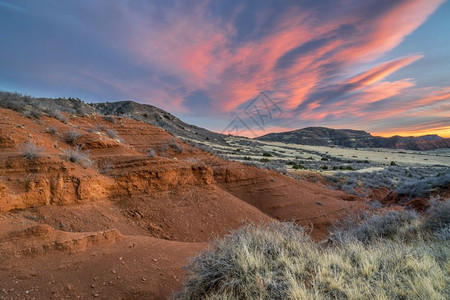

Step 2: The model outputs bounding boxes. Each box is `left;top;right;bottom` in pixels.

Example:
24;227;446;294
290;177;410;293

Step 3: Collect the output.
177;204;450;299
62;146;93;168
62;129;82;144
19;141;44;160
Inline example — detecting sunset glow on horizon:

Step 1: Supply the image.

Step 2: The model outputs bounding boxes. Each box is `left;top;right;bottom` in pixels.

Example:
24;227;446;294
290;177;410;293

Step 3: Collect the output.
0;0;449;137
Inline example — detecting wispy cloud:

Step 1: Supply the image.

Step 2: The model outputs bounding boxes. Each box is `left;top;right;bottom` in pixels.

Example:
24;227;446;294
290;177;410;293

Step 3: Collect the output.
0;0;447;136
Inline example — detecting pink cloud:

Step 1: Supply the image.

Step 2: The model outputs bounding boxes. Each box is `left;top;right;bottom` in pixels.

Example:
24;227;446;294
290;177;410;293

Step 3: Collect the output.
66;1;446;135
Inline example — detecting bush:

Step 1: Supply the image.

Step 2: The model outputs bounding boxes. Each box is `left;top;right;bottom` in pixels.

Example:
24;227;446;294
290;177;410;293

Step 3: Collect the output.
292;164;305;170
262;152;272;157
0;91;27;112
105;128;120;140
62;146;92;168
332;210;421;243
47;110;68;124
177;222;449;299
102;116;116;124
19;141;44;160
396;174;450;199
63;129;82;144
423;199;450;235
147;148;156;157
45;127;58;134
260;158;270;163
98;160;113;174
22;109;43;119
169;139;183;153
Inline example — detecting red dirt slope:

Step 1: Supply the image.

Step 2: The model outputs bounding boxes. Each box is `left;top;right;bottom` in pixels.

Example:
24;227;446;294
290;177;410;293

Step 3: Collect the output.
0;107;365;299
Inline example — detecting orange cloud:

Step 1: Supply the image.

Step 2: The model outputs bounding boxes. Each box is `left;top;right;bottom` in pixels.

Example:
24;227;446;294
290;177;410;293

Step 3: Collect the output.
66;1;446;137
348;56;422;87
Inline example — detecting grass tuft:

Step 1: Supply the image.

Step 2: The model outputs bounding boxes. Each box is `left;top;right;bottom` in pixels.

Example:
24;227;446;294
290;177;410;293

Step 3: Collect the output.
62;146;92;168
19;141;44;160
177;207;450;299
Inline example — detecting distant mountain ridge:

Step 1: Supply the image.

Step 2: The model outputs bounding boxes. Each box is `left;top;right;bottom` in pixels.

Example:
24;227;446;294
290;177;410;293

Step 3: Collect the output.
0;92;448;150
256;127;450;151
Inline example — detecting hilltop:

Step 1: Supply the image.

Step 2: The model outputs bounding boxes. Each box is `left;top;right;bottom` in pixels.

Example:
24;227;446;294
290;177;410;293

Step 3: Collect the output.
0;93;364;299
256;126;450;150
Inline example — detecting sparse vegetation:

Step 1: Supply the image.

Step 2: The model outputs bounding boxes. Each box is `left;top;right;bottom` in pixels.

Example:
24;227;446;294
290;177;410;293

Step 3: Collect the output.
262;152;272;157
331;209;421;243
62;146;92;168
47;110;68;124
105;128;121;142
45;127;58;134
102;116;116;124
396;173;450;199
147;148;156;157
327;166;450;198
169;138;184;153
63;129;82;144
177;205;450;299
98;160;114;174
0;91;92;122
19;141;44;160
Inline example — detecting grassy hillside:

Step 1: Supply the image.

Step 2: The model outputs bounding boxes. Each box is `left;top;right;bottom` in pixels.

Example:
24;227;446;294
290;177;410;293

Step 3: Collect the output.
177;200;450;299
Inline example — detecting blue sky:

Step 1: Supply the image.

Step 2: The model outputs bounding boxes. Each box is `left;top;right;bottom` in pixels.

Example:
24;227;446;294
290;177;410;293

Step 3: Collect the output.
0;0;449;137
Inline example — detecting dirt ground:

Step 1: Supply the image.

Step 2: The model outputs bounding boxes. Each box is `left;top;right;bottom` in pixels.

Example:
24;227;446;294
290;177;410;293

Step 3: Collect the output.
0;108;367;299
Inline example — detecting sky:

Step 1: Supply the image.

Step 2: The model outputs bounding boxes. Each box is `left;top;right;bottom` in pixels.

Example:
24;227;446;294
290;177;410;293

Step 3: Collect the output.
1;0;449;137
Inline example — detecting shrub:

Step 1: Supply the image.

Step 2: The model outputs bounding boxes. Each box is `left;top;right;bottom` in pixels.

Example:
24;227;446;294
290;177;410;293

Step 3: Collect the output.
105;128;120;140
422;199;450;235
321;157;329;161
19;141;44;160
292;164;305;170
45;127;58;134
260;158;270;163
262;152;272;157
88;124;106;133
169;139;184;153
63;129;82;144
147;148;156;157
62;146;92;168
390;161;397;166
22;109;43;119
396;174;450;199
332;210;421;243
47;110;68;124
0;91;27;112
98;160;113;174
177;222;449;299
102;116;116;124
